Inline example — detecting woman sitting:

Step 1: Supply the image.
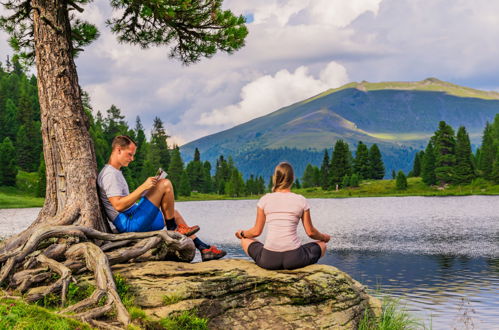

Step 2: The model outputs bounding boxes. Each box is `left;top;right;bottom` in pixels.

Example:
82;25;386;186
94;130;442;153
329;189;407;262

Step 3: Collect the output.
235;162;330;270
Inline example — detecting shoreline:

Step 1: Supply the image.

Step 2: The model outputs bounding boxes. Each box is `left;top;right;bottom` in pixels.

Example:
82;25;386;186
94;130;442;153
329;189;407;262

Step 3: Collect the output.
2;177;499;208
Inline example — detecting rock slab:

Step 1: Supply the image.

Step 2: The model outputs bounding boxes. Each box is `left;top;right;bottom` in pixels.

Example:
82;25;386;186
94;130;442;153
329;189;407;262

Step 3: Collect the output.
113;259;381;329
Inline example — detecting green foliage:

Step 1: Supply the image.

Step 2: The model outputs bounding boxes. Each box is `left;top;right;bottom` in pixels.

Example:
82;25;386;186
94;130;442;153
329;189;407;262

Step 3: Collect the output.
168;146;184;197
358;297;421;330
478;122;496;179
395;171;408;190
330;140;352;187
302;164;318;188
36;156;46;197
225;168;245;197
421;141;436;185
341;175;350;188
160;310;208;330
354;141;370;179
320;149;330;190
107;0;248;64
454;126;476;184
411;151;424;177
162;294;183;305
179;171;191;197
151;117;171;171
185;148;204;192
369;144;385;180
0;137;17;186
66;282;95;306
350;173;360;187
114;273;135;308
433;121;456;185
0;298;91;329
15;170;38;194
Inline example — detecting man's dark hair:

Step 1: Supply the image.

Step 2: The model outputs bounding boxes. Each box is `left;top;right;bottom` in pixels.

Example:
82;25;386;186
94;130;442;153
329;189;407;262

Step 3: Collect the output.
112;135;136;151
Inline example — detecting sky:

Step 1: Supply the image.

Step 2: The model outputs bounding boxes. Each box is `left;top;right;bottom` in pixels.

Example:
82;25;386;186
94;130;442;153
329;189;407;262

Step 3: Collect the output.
2;0;499;145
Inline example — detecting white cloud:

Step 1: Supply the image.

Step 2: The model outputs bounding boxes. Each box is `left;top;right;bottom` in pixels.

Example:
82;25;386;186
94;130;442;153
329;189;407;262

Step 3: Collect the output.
199;61;349;126
4;0;499;146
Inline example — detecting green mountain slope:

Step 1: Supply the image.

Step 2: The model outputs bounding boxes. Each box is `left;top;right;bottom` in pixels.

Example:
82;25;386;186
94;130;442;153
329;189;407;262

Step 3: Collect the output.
181;78;499;179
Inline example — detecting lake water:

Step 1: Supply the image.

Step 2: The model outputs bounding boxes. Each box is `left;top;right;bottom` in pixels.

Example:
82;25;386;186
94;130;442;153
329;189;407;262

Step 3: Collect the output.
2;196;498;329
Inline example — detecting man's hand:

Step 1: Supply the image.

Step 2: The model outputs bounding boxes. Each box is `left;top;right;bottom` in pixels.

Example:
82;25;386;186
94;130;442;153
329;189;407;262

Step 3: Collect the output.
141;177;158;190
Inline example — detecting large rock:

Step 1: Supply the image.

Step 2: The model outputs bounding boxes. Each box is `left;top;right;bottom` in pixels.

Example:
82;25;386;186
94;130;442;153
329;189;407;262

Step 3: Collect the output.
113;259;381;329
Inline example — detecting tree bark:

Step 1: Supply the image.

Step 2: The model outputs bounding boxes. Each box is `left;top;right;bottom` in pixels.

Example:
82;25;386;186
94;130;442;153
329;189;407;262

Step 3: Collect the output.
30;0;104;231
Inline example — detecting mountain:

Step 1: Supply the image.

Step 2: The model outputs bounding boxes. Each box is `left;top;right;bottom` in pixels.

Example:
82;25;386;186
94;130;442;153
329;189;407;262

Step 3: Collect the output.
181;78;499;180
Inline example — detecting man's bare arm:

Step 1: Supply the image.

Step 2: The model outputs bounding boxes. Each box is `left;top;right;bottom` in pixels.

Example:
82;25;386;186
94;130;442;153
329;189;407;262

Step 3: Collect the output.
109;177;158;212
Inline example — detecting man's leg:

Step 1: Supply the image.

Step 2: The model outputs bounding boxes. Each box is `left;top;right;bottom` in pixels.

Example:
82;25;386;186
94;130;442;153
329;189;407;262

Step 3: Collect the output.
145;179;174;219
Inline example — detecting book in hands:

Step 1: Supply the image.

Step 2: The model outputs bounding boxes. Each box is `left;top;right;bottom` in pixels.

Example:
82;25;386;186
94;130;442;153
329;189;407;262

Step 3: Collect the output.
155;168;168;180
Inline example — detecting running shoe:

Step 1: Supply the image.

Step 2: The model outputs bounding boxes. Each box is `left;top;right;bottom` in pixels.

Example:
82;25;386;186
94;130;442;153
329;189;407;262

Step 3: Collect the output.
201;246;227;261
175;224;200;237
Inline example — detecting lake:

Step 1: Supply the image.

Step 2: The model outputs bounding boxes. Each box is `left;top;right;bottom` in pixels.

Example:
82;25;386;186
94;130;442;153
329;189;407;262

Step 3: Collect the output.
2;195;498;329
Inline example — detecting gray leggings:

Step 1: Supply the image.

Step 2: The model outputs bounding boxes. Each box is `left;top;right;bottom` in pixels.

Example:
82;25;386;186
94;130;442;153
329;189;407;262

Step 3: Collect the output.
248;242;322;270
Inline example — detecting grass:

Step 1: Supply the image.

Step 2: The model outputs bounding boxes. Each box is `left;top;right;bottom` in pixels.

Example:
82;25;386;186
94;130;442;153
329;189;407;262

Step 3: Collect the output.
162;293;183;305
293;177;499;199
359;297;424;330
0;186;44;208
2;176;499;209
160;311;208;330
0;297;91;330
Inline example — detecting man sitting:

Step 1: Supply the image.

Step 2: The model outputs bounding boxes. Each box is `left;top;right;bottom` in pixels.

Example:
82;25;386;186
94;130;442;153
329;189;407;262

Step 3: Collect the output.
97;135;226;261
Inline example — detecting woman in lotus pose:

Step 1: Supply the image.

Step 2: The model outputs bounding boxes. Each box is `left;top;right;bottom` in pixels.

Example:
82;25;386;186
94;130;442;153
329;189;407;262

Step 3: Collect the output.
235;162;330;270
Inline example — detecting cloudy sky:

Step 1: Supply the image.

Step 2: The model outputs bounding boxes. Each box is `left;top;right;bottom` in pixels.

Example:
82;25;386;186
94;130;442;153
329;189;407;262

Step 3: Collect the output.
2;0;499;145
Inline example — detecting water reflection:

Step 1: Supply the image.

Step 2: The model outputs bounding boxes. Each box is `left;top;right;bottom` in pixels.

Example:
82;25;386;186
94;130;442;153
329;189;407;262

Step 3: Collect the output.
175;196;499;329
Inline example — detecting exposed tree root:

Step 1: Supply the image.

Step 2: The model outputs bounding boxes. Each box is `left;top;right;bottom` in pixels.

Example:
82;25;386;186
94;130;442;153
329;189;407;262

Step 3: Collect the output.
0;225;195;327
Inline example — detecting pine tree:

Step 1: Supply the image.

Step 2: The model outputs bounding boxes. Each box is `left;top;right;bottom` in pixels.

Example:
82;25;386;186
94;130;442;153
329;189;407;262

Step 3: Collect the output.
395;171;408;190
433;121;456;185
490;150;499;184
245;174;256;195
186;148;204;192
214;155;230;194
313;166;321;187
168;146;184;197
150;117;170;171
454;126;476;184
478;122;495;179
130;116;147;183
257;176;265;194
354;141;370;180
202;161;213;193
320;149;330;190
302;164;316;188
421;141;437;185
411;151;422;177
103;105;128;144
391;169;396;180
330;140;352;187
0;99;19;142
294;178;301;189
179;171;191;196
369;144;385;180
0;137;17;186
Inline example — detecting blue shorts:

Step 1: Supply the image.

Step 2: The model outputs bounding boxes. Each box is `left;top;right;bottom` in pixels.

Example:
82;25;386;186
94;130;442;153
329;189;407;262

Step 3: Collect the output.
114;197;165;233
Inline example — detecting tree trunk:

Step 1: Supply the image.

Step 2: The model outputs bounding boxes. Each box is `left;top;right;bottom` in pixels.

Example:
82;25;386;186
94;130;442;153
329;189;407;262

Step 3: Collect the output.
32;0;103;230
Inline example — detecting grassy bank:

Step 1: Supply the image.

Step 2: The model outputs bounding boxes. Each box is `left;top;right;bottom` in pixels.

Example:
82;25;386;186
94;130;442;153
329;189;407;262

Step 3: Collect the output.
0;186;44;209
2;177;499;209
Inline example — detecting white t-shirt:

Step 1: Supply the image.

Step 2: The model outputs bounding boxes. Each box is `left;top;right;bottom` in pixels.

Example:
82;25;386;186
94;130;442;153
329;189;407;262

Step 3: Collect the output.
257;192;310;252
97;164;130;221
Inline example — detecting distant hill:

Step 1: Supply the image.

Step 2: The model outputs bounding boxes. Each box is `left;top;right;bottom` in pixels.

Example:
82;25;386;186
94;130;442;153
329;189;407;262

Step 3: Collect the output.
181;78;499;180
